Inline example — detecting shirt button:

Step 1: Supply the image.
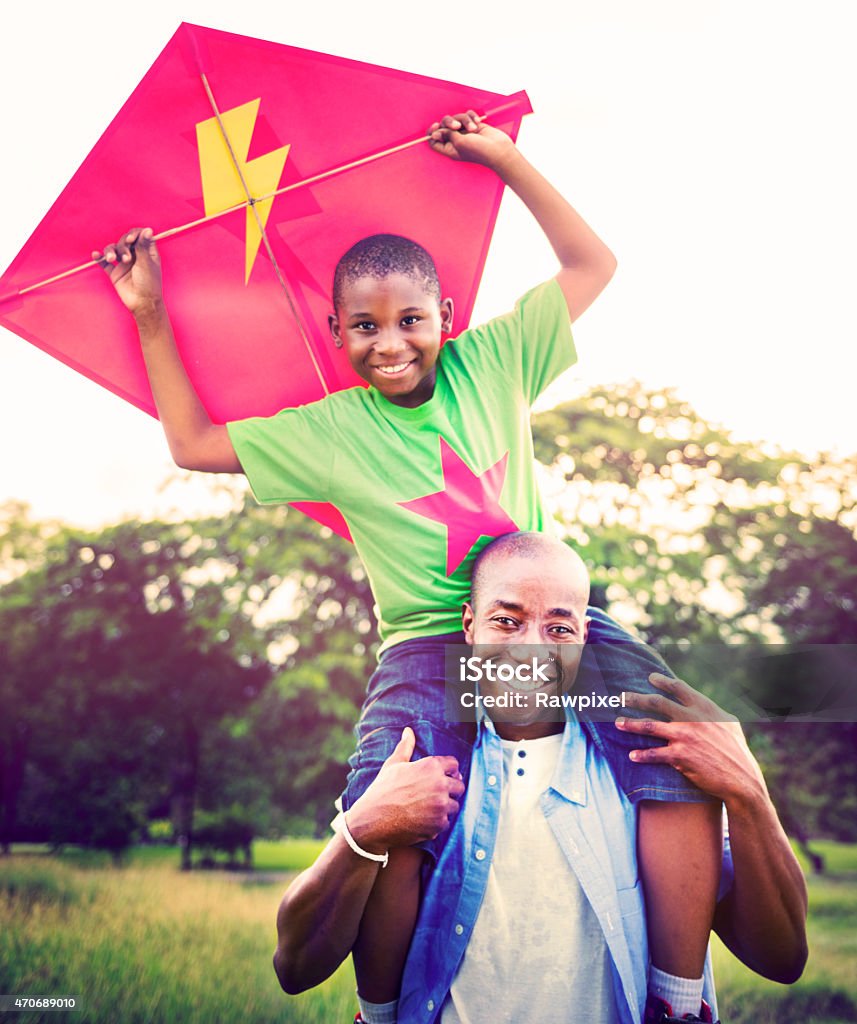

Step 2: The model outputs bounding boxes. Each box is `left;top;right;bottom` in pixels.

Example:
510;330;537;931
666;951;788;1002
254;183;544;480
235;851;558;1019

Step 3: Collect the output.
427;1000;435;1012
475;848;486;861
516;768;525;776
518;749;526;758
487;774;497;786
455;923;464;935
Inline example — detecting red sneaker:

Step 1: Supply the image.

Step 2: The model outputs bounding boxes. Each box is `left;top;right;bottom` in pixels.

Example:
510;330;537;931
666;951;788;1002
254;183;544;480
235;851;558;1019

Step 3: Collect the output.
644;993;719;1023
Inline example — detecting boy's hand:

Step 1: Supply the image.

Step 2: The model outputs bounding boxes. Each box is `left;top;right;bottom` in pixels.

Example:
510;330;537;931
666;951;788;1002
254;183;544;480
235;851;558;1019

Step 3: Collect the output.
428;111;517;171
93;227;163;319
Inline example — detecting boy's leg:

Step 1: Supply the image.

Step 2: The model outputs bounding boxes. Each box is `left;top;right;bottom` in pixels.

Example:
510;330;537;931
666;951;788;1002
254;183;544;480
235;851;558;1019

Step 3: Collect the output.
581;607;722;1011
341;634;474;1009
352;845;426;1002
579;606;715;802
639;800;722;978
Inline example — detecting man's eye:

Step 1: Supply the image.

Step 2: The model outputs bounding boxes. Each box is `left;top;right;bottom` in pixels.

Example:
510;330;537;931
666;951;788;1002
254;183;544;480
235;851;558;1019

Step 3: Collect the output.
492;616;518;628
549;625;576;637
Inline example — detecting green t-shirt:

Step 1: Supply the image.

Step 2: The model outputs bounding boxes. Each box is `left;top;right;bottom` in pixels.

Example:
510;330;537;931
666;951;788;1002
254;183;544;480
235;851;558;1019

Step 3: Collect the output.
227;279;576;652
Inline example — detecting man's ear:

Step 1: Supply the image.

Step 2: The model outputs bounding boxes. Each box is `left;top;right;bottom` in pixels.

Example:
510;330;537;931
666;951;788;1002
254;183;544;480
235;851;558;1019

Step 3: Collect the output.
328;312;343;349
439;297;454;336
462;601;475;644
582;616;591;644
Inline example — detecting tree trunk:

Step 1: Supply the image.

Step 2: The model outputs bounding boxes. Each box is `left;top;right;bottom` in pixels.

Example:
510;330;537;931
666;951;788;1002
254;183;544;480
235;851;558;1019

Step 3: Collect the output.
172;722;200;871
0;722;29;855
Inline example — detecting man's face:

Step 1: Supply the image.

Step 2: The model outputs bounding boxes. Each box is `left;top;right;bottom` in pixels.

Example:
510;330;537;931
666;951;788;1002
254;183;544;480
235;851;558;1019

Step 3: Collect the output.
462;553;590;731
329;273;453;408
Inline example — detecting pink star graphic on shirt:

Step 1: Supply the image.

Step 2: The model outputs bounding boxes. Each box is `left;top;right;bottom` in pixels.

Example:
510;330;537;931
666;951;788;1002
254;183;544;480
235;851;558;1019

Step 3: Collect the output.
399;438;520;576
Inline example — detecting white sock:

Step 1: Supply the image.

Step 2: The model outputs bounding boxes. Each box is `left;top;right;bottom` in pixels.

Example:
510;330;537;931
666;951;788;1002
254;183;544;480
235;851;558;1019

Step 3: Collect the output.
648;966;704;1018
357;993;398;1024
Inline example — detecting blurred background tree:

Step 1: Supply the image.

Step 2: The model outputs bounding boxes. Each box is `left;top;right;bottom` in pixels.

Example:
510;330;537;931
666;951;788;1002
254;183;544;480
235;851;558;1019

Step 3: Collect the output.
1;382;854;868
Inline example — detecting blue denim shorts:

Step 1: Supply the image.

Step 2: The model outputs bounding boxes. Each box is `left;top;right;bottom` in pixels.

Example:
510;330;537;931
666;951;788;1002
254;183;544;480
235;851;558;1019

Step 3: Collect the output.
340;632;475;864
341;608;711;864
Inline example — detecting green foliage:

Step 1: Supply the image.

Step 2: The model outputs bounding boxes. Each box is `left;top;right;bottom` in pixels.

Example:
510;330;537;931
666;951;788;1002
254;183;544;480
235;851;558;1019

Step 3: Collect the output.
192;806;257;865
2;379;856;860
532;382;857;849
0;493;372;858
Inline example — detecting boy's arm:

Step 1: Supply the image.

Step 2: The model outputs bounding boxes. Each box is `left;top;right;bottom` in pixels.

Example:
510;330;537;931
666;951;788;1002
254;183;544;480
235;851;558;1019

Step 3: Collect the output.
95;228;242;473
273;728;464;994
429;112;616;323
619;674;809;983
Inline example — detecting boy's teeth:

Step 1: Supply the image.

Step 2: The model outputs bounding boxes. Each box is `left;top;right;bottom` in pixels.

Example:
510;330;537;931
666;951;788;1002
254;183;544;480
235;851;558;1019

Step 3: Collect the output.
378;363;409;374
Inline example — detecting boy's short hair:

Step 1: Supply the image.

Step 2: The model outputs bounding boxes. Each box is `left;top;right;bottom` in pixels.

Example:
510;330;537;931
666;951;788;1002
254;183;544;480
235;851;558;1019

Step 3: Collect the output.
332;234;441;309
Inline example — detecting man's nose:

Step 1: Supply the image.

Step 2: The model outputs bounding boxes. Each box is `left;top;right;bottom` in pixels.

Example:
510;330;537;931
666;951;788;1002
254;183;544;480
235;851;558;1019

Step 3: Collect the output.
509;624;549;655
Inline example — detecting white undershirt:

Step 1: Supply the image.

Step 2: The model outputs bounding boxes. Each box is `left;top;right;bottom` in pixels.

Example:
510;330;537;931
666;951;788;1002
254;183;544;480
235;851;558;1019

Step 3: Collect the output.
441;732;617;1024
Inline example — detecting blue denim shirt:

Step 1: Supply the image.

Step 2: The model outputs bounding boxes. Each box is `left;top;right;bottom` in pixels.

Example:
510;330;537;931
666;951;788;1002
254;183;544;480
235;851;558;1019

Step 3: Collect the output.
399;711;728;1024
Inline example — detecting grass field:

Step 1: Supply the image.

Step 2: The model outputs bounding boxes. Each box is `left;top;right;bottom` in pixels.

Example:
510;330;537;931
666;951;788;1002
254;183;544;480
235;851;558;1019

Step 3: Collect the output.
1;839;855;1023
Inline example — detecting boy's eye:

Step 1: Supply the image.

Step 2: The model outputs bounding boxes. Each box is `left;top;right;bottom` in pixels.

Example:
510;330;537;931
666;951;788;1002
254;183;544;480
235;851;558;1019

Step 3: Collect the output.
354;321;376;331
401;315;421;326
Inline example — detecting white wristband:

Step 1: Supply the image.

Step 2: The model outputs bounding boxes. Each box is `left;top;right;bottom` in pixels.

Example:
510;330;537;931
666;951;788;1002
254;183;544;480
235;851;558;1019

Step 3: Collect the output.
340;812;389;868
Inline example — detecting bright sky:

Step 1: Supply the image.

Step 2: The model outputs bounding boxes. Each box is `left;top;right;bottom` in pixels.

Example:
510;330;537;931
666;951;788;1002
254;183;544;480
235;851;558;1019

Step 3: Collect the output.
1;0;854;527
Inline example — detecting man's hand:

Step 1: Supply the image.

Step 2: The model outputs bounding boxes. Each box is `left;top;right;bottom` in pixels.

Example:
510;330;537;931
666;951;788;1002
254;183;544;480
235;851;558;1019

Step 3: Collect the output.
93;227;163;319
616;673;767;807
428;111;517;171
345;727;465;854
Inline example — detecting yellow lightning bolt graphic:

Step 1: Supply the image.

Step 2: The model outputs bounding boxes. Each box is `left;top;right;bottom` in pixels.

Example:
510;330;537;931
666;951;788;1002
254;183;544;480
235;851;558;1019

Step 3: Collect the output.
196;99;290;284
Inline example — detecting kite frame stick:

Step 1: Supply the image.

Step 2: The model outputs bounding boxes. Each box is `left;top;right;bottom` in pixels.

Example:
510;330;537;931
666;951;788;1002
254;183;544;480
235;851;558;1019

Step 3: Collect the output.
7;99;526;303
198;72;330;395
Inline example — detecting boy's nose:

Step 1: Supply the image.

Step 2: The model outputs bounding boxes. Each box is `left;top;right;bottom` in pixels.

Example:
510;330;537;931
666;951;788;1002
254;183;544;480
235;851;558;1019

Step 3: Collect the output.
374;329;410;355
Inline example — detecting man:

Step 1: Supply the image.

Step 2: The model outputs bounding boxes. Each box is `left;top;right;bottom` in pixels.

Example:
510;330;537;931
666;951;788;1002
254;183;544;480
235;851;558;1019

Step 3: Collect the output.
274;533;807;1022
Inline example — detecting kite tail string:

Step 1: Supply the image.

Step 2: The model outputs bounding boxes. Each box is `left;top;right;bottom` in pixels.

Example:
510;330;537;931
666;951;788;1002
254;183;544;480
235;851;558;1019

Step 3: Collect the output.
198;73;329;397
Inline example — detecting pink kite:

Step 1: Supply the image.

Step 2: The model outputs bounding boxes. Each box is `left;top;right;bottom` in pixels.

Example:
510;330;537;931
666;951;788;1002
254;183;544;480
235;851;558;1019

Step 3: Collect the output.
0;23;531;536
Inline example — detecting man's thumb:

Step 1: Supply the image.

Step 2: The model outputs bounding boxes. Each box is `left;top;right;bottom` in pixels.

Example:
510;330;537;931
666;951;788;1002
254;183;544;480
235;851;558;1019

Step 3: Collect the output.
387;726;416;764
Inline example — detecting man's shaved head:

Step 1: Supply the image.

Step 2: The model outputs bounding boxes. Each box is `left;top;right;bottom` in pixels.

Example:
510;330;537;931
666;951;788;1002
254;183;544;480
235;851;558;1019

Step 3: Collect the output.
470;532;590;612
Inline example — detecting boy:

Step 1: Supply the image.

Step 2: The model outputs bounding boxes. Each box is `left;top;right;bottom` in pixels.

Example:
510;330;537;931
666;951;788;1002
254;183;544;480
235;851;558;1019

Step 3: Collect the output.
97;111;721;1021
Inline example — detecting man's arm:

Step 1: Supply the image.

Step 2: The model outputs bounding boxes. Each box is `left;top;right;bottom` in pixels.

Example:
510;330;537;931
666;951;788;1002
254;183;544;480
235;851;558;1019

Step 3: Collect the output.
273;728;464;994
618;674;809;983
428;112;617;322
95;228;241;473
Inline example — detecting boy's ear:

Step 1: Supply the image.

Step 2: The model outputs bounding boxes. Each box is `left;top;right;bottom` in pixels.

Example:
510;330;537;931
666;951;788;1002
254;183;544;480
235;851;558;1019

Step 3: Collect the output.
462;601;475;643
328;313;343;349
439;297;454;335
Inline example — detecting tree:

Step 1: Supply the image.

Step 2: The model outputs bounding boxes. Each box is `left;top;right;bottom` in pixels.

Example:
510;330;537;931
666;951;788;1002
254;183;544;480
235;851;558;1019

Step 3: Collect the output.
532;383;857;865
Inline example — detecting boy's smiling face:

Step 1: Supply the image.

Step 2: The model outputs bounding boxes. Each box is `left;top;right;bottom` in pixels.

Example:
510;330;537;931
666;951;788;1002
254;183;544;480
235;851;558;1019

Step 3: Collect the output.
329;272;453;408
